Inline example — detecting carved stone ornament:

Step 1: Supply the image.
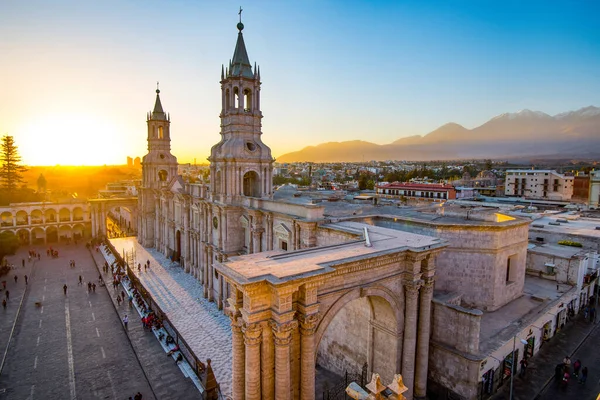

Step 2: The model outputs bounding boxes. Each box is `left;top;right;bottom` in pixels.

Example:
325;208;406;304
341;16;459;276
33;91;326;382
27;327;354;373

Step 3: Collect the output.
298;313;320;336
242;322;263;346
270;320;298;346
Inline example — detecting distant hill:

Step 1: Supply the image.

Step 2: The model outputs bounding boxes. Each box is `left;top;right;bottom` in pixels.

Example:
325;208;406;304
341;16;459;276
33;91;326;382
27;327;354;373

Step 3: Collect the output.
277;106;600;162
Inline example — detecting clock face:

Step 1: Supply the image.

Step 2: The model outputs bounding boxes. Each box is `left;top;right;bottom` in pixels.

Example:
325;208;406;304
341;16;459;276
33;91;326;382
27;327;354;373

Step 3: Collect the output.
213;216;218;229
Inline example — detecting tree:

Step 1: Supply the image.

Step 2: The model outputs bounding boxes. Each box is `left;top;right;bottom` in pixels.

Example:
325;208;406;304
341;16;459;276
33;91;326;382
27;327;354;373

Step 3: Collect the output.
0;231;19;265
0;136;27;201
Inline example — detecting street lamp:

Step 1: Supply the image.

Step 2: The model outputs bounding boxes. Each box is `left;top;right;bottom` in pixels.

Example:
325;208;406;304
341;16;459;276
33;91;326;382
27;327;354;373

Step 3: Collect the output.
509;335;529;400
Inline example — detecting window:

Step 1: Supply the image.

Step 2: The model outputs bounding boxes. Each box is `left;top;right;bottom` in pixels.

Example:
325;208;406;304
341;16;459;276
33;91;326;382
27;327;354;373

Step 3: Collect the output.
506;254;517;283
158;126;164;139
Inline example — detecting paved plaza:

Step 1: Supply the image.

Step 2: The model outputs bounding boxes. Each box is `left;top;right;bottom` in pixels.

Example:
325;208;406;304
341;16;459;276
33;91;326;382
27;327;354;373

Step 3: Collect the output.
0;244;153;399
107;237;233;397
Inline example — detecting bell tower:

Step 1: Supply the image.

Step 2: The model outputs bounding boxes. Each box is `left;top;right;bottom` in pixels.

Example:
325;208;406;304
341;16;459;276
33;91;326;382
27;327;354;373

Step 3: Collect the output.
209;18;274;203
138;86;178;247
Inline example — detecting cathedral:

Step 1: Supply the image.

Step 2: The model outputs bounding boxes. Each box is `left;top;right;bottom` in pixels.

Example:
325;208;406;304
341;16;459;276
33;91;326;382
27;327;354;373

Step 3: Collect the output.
137;19;537;400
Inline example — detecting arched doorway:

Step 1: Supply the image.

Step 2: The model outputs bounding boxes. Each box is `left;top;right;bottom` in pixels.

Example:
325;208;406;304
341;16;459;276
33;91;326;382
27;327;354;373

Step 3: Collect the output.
243;171;260;197
46;226;58;243
174;230;181;263
316;295;400;396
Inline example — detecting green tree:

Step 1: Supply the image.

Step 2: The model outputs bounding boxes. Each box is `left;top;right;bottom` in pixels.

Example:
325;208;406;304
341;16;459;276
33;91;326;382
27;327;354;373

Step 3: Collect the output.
0;231;19;265
0;136;27;202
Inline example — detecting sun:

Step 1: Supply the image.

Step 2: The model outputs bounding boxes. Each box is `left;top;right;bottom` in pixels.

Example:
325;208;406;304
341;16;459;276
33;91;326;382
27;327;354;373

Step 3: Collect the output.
15;113;132;166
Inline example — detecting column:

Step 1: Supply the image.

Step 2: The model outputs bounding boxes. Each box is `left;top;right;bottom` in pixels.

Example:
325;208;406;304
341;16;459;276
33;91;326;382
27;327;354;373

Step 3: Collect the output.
298;313;319;400
261;323;275;400
91;205;96;237
402;282;420;400
271;321;296;400
243;323;263;400
415;279;434;399
231;317;245;400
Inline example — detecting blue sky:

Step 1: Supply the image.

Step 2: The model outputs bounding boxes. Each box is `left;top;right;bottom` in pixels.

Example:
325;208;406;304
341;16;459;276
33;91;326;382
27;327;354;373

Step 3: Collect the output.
0;0;598;165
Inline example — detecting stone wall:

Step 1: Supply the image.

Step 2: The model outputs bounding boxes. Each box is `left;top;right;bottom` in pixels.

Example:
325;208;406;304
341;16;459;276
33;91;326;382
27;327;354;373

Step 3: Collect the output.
428;343;482;400
526;251;581;284
366;217;529;310
316;295;399;384
316;297;371;377
431;298;482;354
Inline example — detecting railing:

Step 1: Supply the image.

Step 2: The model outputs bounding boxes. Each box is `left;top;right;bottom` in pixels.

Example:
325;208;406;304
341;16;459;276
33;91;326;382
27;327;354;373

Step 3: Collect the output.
103;239;218;396
322;363;368;400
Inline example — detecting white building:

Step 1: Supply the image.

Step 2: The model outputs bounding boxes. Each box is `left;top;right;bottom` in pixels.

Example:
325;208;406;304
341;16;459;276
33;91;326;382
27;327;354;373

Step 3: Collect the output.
590;170;600;209
505;170;574;201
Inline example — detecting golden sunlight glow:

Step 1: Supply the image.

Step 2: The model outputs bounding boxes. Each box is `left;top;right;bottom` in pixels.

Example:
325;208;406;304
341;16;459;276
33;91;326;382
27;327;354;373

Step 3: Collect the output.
494;213;516;222
16;113;129;165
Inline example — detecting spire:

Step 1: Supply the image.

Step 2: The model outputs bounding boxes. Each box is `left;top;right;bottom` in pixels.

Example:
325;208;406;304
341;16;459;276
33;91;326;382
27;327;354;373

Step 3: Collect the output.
152;82;166;120
230;15;254;79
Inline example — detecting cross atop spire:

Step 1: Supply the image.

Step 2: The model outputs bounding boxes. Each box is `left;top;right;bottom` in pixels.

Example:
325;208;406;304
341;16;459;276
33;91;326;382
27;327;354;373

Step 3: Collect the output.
152;84;166;120
230;12;254;79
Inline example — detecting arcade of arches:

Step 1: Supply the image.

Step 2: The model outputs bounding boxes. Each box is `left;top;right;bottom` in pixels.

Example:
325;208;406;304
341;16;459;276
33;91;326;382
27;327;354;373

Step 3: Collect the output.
0;203;90;244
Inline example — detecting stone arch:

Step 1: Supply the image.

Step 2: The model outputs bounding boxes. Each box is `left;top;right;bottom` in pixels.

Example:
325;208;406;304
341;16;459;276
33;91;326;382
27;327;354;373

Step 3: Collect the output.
215;170;222;195
59;207;71;222
243;88;252;111
225;88;230;109
45;208;57;223
243;170;261;198
15;210;28;226
31;227;45;244
46;226;58;243
59;225;71;241
233;87;240;108
31;209;43;224
1;211;13;227
315;286;403;383
16;228;29;244
72;223;85;240
72;207;84;221
158;169;168;182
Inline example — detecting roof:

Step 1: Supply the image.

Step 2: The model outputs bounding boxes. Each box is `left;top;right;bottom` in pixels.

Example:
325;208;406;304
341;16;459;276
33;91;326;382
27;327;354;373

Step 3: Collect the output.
215;221;444;285
377;182;455;190
151;89;166;120
230;30;254;79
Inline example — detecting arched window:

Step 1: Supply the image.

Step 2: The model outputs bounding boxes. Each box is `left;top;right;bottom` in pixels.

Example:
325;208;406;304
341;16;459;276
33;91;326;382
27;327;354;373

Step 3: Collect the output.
243;171;261;198
233;87;240;108
158;126;164;139
225;89;230;109
244;89;252;112
158;170;168;182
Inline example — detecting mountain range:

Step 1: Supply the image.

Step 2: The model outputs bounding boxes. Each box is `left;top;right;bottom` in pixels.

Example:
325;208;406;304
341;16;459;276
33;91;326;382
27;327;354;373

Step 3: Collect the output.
276;106;600;163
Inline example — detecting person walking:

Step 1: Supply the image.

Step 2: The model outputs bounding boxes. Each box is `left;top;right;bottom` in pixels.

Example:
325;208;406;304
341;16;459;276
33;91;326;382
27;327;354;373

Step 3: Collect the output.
117;295;122;306
24;275;28;285
2;299;6;309
92;283;96;293
579;366;588;384
13;275;17;284
63;284;68;295
78;275;83;285
591;307;597;323
519;358;528;378
563;356;571;373
573;359;581;377
5;290;9;301
123;314;128;329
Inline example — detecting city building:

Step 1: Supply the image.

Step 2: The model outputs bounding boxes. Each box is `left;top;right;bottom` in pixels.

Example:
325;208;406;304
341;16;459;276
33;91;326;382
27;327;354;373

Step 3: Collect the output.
0;201;90;244
504;170;574;201
590;170;600;209
376;182;456;203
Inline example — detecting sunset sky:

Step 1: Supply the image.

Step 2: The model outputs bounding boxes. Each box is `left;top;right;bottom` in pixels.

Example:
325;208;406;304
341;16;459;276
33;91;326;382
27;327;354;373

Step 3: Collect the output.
1;0;599;166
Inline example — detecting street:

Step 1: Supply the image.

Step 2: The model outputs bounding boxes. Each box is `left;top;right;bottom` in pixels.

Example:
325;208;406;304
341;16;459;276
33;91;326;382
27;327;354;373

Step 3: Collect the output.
0;244;153;400
539;321;600;399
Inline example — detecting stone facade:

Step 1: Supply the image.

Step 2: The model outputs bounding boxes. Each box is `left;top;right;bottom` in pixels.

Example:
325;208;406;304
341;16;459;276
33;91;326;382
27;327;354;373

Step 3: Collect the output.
131;19;540;400
0;201;90;244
